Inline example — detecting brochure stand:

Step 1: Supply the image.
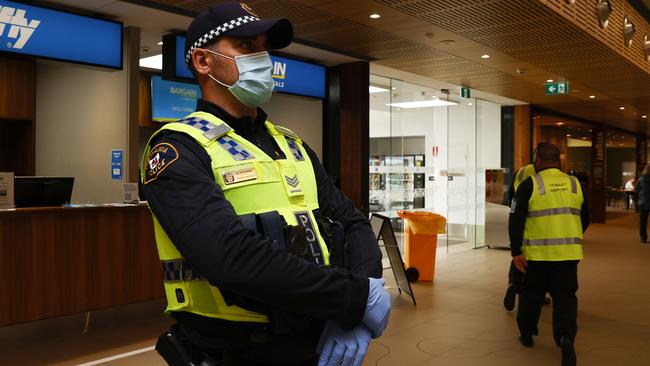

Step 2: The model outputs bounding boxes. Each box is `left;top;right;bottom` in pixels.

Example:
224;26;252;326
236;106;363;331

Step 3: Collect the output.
370;213;416;306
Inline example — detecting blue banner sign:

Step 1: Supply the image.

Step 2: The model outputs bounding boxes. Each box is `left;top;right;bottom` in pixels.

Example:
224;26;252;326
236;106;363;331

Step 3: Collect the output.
270;55;325;98
0;1;122;68
169;35;325;98
151;75;201;122
111;150;123;180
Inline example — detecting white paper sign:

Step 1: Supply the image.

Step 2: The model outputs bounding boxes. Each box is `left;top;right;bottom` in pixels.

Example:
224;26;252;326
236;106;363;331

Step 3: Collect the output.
123;183;139;204
0;172;15;209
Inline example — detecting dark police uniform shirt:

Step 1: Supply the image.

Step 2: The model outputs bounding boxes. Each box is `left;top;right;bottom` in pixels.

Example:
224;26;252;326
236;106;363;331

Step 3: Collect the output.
142;99;381;342
509;169;590;257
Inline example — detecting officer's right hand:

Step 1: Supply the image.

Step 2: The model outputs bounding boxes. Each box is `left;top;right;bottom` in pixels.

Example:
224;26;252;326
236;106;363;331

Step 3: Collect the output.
361;277;391;338
513;254;527;273
317;321;371;366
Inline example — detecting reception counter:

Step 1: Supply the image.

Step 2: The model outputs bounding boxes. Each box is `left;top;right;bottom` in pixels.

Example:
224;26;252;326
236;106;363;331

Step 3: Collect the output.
0;203;164;326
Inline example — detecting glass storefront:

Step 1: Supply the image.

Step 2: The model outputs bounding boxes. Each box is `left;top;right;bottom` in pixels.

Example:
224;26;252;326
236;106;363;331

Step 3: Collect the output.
369;75;503;255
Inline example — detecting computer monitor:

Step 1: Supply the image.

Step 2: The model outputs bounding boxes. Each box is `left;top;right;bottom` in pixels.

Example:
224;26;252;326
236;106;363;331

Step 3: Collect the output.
14;177;74;208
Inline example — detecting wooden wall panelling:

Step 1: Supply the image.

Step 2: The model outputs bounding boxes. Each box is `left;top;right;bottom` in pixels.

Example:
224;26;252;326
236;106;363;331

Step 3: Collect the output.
324;63;370;212
591;128;606;223
139;72;155;127
0;56;35;120
514;104;532;170
0;206;163;326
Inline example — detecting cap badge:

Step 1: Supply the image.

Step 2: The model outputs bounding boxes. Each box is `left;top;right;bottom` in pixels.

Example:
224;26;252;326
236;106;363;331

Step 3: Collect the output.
240;3;259;17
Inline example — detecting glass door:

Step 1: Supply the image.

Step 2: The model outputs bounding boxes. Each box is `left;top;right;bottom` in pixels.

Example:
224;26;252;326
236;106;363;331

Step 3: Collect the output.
445;91;477;253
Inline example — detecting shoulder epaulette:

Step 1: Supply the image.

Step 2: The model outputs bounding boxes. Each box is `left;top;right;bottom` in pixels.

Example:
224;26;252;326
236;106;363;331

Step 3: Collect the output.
177;116;232;141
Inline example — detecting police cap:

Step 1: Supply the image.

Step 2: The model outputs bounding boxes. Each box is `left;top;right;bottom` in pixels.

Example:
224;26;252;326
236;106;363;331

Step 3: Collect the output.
184;2;293;64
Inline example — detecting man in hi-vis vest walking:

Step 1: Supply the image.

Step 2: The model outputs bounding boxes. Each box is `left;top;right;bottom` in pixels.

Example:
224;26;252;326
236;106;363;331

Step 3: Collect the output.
141;3;390;365
509;143;589;366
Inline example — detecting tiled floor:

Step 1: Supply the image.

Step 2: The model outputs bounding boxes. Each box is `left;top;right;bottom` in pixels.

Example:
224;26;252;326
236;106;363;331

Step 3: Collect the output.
3;210;650;365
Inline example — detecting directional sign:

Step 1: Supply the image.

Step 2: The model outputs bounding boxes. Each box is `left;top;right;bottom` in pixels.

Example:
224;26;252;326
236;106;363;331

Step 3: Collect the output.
545;81;569;95
460;87;471;99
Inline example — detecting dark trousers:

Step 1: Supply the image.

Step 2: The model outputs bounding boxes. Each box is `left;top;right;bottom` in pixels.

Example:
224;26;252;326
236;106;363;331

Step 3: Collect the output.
517;260;579;346
176;317;321;366
508;260;525;291
640;209;649;242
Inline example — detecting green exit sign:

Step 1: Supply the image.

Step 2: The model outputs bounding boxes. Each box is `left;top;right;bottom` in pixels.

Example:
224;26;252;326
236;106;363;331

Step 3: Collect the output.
460;87;471;99
545;81;569;95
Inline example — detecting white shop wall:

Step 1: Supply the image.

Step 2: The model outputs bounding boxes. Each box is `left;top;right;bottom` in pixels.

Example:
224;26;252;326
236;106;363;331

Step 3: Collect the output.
36;61;128;204
369;99;501;226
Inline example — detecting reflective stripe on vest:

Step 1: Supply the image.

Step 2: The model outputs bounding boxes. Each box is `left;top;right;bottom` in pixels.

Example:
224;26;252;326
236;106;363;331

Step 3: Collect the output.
522;169;584;261
514;164;535;192
141;111;330;323
161;259;207;282
527;207;581;217
523;237;582;246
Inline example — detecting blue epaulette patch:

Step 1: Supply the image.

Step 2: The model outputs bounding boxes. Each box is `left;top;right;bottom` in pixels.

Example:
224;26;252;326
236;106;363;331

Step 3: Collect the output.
217;136;255;161
286;138;304;161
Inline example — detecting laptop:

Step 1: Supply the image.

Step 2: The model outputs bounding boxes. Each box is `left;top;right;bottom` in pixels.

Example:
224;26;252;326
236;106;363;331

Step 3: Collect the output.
14;176;74;208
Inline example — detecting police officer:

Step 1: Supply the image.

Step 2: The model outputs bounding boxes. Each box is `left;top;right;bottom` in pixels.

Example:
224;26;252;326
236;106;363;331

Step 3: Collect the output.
141;3;390;366
509;143;589;366
503;163;536;311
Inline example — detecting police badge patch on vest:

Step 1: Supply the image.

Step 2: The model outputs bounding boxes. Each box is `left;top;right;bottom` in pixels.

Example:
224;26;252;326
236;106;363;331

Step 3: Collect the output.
222;166;258;185
144;143;179;184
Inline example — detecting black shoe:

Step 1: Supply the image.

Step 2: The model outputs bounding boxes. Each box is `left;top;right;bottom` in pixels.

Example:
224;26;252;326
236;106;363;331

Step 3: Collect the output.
504;285;516;311
519;334;534;347
560;336;576;366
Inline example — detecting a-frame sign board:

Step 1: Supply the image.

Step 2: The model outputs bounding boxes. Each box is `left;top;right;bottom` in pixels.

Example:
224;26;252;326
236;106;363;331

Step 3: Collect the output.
370;213;416;306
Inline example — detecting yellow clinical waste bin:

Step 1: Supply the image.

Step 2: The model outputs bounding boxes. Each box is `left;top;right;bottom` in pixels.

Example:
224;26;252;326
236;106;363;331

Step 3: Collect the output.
397;210;446;282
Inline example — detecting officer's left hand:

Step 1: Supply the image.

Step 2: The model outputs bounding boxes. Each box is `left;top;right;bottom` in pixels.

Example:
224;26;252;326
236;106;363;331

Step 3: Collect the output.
317;321;372;366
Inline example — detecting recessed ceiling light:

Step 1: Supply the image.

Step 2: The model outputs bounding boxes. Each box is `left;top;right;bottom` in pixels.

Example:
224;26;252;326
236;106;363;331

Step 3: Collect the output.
567;134;572;137
556;122;565;126
620;106;625;110
468;103;473;106
370;13;381;19
589;95;596;99
425;32;435;38
547;79;554;83
157;41;163;45
440;39;455;45
582;137;587;140
391;87;396;90
643;115;648;119
481;54;490;59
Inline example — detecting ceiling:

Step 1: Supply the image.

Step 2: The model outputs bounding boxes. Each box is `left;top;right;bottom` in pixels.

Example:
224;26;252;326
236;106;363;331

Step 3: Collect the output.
138;0;650;135
536;114;637;147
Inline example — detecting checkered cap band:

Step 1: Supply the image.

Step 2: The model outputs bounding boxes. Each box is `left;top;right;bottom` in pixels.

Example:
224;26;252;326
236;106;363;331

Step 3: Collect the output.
185;15;259;64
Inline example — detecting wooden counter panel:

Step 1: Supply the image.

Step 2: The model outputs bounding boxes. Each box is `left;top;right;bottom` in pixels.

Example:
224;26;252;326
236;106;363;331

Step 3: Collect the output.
0;205;164;326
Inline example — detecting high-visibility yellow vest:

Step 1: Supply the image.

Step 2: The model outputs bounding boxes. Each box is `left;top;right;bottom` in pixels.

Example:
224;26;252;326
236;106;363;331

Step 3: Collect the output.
514;164;536;192
522;168;583;261
141;111;331;323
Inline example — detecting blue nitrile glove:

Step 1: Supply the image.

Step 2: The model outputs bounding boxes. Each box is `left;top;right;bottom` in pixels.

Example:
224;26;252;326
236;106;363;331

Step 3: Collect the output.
317;321;372;366
362;277;391;338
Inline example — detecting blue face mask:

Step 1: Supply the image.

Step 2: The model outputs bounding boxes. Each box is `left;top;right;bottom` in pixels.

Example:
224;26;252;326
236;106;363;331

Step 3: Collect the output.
205;49;275;108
